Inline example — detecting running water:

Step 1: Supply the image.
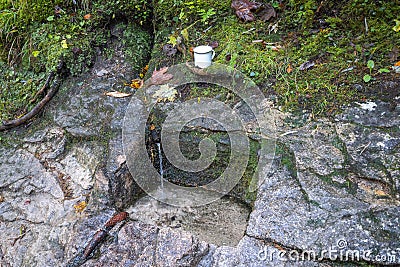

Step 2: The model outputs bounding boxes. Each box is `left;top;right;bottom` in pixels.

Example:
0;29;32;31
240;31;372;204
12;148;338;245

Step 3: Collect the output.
156;143;164;189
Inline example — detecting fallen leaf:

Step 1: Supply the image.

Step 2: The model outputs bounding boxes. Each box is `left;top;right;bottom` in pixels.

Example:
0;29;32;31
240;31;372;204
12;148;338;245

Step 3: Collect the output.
231;0;260;22
150;67;174;85
286;64;293;73
61;39;68;49
152;84;177;102
149;124;156;131
74;201;87;213
374;189;387;197
163;44;177;57
299;60;315;71
258;3;276;21
231;0;276;22
125;79;143;89
83;13;92;20
139;65;149;78
394;61;400;67
273;244;285;251
209;41;219;49
105;91;132;98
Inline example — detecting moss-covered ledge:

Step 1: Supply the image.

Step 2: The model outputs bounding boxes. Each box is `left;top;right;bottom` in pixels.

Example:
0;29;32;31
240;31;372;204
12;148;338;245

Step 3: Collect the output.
149;0;399;115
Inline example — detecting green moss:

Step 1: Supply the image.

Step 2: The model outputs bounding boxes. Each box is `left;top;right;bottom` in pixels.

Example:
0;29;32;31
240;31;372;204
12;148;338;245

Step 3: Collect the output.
151;0;399;116
0;0;153;122
119;23;152;71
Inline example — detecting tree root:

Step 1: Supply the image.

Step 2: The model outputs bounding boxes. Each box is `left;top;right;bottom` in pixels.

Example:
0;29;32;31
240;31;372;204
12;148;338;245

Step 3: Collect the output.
66;212;129;267
0;60;64;132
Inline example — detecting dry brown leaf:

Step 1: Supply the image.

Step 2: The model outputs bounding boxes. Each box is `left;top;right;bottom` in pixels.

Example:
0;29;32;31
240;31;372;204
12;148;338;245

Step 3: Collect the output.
287;64;293;73
231;0;260;22
150;67;174;85
273;244;285;251
105;91;132;98
232;0;276;22
374;189;387;197
258;3;276;21
83;14;92;20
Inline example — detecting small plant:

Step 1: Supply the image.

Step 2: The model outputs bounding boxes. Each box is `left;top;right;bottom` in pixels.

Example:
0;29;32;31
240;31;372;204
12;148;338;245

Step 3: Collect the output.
198;8;216;23
363;60;374;83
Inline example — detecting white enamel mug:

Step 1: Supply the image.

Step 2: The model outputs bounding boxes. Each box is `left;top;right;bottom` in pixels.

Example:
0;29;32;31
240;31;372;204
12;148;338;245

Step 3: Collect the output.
193;45;215;68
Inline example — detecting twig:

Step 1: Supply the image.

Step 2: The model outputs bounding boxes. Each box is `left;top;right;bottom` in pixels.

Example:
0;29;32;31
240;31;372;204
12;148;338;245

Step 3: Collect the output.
11;229;30;246
29;76;50;104
66;212;129;267
0;60;64;131
359;141;371;155
280;130;298;137
242;28;255;34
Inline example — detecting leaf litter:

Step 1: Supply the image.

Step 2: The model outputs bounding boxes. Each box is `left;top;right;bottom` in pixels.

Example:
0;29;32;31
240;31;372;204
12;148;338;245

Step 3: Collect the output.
231;0;276;22
150;67;174;85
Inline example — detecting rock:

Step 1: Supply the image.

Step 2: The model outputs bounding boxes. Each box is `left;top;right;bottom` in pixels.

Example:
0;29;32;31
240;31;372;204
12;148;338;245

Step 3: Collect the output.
109;162;144;210
336;100;400;127
127;195;250;247
96;69;109;77
0;27;147;266
1;14;400;266
81;221;209;267
336;122;400;195
246;115;400;265
60;142;103;195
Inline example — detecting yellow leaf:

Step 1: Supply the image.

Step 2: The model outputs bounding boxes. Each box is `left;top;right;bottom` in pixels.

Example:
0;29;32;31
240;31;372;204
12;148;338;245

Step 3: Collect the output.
393;19;400;32
104;91;132;98
149;124;156;131
127;79;143;89
32;50;40;57
61;39;68;49
73;201;87;213
181;28;189;42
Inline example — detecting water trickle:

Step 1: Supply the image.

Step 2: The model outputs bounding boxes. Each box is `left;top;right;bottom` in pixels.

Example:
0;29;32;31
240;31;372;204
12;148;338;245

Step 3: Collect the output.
156;142;164;189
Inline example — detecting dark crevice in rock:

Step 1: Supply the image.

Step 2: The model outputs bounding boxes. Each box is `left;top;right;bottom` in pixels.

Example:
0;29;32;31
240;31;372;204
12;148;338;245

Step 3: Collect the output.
108;162;145;211
276;141;317;208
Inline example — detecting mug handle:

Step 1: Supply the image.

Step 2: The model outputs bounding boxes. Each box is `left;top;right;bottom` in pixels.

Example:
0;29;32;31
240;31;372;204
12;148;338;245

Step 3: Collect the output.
211;50;215;59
